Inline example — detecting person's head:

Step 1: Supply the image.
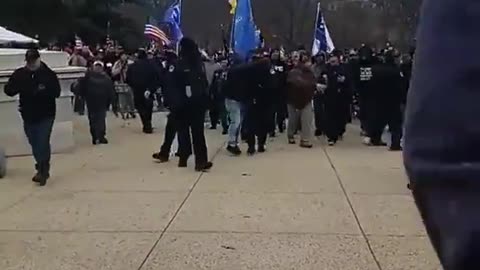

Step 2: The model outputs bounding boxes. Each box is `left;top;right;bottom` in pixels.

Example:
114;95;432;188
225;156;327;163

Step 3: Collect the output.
92;61;105;73
291;51;300;63
358;46;373;62
120;52;128;62
147;50;154;60
179;37;201;63
384;50;396;65
271;49;280;61
299;50;310;64
314;53;326;65
25;49;41;71
137;49;147;60
328;54;340;66
97;49;105;58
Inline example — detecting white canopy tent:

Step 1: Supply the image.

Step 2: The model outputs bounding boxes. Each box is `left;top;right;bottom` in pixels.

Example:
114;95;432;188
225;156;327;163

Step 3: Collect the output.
0;26;38;45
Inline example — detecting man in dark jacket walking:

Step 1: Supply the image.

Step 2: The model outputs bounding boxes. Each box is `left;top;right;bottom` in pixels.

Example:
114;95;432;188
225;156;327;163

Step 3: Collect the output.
323;54;351;146
404;0;480;269
126;49;160;133
268;49;288;137
367;51;403;150
75;61;115;145
241;56;274;155
4;49;61;186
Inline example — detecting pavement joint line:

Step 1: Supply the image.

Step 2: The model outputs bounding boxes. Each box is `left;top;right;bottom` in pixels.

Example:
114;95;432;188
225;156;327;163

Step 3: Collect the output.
45;189;196;194
0;229;426;238
0;229;162;234
179;190;344;195
162;230;363;236
136;141;226;270
322;146;384;270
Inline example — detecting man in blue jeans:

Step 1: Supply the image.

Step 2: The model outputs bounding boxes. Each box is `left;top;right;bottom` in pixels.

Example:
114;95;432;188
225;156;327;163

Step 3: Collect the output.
225;98;243;155
4;49;60;186
404;0;480;268
223;56;249;156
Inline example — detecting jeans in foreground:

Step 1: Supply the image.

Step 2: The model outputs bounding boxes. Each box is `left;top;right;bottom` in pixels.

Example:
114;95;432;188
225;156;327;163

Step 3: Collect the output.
23;118;55;168
412;182;480;270
225;99;242;147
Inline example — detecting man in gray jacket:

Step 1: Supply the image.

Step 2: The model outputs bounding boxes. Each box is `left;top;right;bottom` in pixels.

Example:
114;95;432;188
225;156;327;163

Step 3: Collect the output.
404;0;480;269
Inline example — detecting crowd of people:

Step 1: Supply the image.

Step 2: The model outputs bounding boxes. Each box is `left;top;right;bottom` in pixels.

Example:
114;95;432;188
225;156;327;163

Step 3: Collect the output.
3;38;413;185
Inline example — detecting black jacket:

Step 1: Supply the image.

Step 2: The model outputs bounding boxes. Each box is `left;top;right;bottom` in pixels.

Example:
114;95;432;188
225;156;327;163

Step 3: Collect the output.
4;62;60;123
268;60;288;104
209;68;228;103
224;60;271;104
75;71;115;112
126;58;160;107
164;58;209;112
370;62;403;107
324;64;351;102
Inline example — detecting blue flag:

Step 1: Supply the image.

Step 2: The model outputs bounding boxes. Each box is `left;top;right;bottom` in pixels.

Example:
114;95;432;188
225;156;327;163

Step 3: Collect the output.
163;0;183;42
312;3;334;55
232;0;257;60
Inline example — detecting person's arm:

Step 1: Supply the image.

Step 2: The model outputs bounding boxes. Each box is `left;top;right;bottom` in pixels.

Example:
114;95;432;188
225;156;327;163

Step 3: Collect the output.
4;70;21;97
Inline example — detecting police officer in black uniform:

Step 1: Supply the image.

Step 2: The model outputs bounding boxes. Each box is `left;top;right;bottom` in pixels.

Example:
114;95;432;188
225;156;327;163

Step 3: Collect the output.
153;50;179;162
126;49;160;134
268;48;288;137
164;38;212;171
367;50;403;150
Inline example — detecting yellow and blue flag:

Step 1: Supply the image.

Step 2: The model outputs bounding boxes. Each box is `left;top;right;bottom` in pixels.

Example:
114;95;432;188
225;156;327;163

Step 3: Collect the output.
231;0;257;60
228;0;237;14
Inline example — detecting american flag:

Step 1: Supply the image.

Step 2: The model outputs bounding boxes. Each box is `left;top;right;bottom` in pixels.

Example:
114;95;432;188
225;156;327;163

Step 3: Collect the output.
144;24;170;45
75;35;83;49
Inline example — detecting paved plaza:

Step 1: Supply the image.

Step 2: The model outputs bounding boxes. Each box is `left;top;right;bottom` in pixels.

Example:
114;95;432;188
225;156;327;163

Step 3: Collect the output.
0;114;440;270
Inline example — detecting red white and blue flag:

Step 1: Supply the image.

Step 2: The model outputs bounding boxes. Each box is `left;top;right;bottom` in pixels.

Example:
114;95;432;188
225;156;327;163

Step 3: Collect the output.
144;24;170;45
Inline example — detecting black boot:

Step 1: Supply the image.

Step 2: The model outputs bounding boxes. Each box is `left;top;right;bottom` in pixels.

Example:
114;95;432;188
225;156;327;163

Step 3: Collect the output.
258;145;266;153
152;152;169;163
195;162;213;172
32;164;42;183
226;145;242;156
37;162;50;187
178;158;188;168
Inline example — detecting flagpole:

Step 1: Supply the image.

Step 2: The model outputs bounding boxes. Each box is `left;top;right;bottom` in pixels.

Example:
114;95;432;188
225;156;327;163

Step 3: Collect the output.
312;2;320;55
176;0;183;54
178;0;183;24
230;4;237;53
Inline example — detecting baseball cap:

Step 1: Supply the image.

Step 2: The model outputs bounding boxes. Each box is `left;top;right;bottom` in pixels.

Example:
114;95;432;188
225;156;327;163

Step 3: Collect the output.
93;61;104;67
25;49;40;63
